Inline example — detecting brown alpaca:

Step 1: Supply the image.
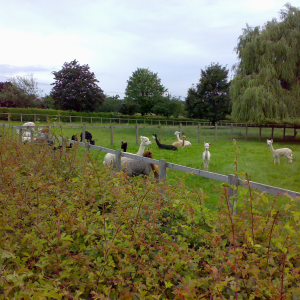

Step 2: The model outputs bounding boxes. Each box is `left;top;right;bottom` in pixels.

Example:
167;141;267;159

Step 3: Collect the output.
142;149;160;181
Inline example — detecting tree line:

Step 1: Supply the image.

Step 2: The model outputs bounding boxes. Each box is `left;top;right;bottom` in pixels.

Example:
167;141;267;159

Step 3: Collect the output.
1;3;299;124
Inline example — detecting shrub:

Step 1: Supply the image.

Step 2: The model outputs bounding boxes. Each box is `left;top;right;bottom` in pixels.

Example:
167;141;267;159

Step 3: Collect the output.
0;130;300;299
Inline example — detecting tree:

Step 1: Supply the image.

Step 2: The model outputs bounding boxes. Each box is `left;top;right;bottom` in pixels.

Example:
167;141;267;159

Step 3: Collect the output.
0;74;42;108
100;95;123;113
152;95;184;117
125;68;167;115
230;3;300;123
185;63;231;123
51;60;105;112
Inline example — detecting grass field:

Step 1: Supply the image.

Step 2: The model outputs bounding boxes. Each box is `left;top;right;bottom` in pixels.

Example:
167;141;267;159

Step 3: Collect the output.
3;121;300;209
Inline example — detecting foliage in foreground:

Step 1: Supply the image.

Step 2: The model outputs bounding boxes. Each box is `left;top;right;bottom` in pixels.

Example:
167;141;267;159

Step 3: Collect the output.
1;133;300;299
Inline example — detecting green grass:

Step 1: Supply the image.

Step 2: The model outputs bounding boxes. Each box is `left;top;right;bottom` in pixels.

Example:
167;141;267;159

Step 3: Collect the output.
3;121;300;209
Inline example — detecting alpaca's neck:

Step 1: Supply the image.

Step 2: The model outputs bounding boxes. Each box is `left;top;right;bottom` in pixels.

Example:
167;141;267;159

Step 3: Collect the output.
204;148;209;160
176;133;181;142
182;139;185;146
150;163;159;180
136;143;146;156
155;137;161;146
268;143;276;154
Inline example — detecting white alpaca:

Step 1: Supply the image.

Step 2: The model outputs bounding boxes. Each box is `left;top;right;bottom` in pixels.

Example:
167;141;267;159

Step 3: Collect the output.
16;122;36;142
174;131;191;146
266;139;293;164
203;142;211;171
103;136;152;166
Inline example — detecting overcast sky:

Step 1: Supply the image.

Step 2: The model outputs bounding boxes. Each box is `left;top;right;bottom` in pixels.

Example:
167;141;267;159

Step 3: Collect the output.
0;0;291;99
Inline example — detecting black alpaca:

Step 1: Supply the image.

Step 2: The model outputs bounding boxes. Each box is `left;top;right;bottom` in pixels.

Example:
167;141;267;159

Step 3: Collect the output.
121;141;127;152
152;134;178;151
72;132;95;145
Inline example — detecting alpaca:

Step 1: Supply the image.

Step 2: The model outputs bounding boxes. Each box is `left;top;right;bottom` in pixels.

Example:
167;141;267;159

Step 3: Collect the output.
174;131;192;146
17;122;36;140
266;139;293;164
172;135;186;148
121;141;128;152
203;142;211;171
121;149;159;180
71;132;95;145
152;134;178;151
80;131;95;145
103;136;152;166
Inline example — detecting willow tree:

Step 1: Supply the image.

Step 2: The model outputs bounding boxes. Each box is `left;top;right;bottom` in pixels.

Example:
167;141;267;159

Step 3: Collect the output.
230;3;300;123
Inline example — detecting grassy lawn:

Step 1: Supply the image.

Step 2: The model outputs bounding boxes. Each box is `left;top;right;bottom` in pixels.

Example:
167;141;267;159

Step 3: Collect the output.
3;121;300;209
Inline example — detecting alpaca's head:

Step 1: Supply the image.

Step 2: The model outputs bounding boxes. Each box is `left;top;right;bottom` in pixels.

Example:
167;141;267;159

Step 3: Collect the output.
182;136;186;140
140;136;152;146
142;149;153;158
267;139;273;146
204;142;211;150
152;134;157;140
174;131;180;136
71;135;78;141
90;140;95;145
121;141;127;152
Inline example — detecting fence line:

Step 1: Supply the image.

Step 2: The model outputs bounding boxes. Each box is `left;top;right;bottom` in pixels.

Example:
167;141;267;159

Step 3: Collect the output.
1;123;300;203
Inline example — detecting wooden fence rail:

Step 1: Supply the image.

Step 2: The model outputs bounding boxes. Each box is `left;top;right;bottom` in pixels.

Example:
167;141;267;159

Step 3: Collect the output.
1;123;300;204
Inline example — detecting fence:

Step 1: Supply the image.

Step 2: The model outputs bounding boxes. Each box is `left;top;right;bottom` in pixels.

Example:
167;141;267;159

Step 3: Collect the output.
0;112;212;126
1;123;300;204
2;120;300;145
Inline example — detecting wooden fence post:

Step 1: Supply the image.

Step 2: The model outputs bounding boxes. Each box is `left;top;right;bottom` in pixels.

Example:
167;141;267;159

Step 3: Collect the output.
19;128;23;143
115;149;122;172
283;124;286;138
179;123;182;139
91;117;93;124
228;174;239;213
159;159;167;182
21;113;23;122
230;124;233;140
82;123;86;143
80;116;82;123
245;124;248;141
215;124;217;142
159;124;161;142
271;127;274;139
34;114;36;122
136;124;139;145
259;126;261;141
30;130;34;142
70;116;72;123
110;124;113;146
198;123;201;143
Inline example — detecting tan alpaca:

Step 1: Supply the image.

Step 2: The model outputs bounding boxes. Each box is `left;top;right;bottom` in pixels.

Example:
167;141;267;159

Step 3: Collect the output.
172;135;186;148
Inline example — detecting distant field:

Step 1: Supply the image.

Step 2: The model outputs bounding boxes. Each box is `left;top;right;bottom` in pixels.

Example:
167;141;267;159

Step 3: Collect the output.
3;121;300;210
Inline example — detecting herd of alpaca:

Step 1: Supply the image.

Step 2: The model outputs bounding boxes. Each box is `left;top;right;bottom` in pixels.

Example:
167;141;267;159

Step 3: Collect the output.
14;122;296;180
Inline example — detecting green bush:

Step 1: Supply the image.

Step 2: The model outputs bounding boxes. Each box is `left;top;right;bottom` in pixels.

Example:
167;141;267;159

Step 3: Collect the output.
1;130;300;299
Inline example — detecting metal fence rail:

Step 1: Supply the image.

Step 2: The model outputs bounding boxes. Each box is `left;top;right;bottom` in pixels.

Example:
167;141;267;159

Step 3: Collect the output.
1;123;300;201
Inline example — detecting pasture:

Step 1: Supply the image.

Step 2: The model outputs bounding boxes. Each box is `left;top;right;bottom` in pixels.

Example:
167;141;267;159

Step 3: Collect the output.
4;121;300;210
